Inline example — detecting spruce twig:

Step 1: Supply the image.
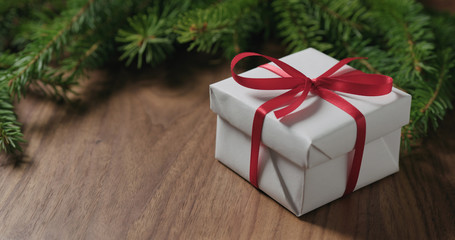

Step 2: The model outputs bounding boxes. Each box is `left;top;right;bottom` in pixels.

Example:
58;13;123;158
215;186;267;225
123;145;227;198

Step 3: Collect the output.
0;83;24;154
0;0;454;157
175;0;263;58
0;0;100;153
420;64;446;114
5;0;97;99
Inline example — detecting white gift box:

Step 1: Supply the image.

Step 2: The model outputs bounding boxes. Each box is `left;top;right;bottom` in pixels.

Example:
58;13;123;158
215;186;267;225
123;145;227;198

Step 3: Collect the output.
209;48;411;216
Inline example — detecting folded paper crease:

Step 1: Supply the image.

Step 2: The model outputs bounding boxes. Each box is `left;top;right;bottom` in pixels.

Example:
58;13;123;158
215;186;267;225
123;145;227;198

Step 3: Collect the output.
210;48;411;216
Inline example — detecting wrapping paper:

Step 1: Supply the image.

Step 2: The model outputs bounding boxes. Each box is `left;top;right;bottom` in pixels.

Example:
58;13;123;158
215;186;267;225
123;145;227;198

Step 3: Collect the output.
210;48;411;216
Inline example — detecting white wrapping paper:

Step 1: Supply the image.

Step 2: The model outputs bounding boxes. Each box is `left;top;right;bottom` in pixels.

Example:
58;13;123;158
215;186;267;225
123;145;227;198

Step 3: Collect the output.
210;48;411;216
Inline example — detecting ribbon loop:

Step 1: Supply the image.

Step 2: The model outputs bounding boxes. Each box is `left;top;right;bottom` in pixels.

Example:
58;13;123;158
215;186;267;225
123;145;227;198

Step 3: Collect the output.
230;52;393;195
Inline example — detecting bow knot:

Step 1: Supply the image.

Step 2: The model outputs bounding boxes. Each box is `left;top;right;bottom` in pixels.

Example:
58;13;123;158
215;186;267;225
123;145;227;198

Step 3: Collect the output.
230;52;393;196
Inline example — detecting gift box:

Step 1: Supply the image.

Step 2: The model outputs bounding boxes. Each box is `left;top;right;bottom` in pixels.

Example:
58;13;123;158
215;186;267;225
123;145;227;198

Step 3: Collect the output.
209;48;411;216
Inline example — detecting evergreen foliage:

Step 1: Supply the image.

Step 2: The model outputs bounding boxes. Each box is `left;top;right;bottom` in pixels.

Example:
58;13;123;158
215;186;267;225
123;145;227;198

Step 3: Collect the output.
175;0;263;58
0;0;454;155
117;9;174;68
0;82;24;153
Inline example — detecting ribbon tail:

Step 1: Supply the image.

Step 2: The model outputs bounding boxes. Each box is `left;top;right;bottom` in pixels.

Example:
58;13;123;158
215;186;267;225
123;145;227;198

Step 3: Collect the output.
249;89;301;188
274;85;310;118
250;109;263;188
316;88;366;196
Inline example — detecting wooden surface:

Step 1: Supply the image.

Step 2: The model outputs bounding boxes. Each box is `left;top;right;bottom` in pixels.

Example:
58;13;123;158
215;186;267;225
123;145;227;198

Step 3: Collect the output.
0;50;454;240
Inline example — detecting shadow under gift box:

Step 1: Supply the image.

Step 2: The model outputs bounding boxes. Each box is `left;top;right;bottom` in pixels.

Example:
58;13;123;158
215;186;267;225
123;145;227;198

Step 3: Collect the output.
209;48;411;216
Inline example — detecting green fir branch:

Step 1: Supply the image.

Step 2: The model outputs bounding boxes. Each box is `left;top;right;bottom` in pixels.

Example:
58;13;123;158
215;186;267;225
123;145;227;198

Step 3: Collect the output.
3;0;98;100
0;82;24;154
175;0;263;58
273;0;331;53
116;10;174;68
404;13;455;147
30;40;102;100
365;0;435;86
0;53;17;70
0;0;454;157
115;0;202;68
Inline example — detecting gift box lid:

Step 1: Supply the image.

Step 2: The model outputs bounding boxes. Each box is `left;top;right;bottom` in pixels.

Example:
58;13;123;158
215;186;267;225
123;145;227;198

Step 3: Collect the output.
210;48;411;169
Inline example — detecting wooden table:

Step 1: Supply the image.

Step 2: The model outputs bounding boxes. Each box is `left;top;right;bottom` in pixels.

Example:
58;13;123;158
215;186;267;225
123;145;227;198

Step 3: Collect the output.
0;50;453;239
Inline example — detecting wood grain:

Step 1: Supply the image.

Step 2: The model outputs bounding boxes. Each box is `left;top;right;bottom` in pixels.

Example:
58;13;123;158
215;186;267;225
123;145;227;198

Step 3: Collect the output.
0;50;454;240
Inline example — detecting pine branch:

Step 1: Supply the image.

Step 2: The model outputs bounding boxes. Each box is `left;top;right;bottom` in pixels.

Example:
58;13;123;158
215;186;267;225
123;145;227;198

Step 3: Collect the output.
29;40;102;100
273;0;331;53
0;0;453;157
365;0;434;86
420;61;447;114
0;82;24;154
310;0;368;35
0;0;108;153
115;0;205;68
116;10;174;68
0;53;17;70
175;0;263;58
3;0;98;100
405;13;455;146
419;13;455;116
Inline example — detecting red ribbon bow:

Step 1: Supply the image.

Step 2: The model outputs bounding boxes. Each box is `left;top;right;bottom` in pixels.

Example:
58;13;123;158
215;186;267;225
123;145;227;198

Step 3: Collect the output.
231;52;393;196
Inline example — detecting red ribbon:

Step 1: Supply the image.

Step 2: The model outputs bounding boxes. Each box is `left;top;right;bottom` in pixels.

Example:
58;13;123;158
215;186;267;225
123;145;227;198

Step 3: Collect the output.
230;52;393;196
